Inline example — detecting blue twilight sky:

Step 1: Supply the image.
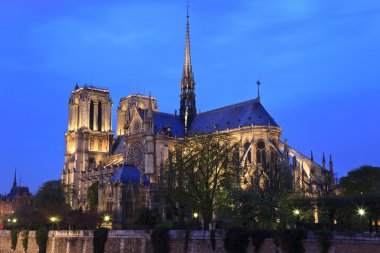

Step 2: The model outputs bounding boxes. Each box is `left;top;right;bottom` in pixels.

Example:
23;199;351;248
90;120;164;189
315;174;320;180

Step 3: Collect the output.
0;0;379;194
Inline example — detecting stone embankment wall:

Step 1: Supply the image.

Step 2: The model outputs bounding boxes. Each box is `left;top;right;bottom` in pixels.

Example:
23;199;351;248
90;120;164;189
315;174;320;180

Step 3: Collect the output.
1;230;380;253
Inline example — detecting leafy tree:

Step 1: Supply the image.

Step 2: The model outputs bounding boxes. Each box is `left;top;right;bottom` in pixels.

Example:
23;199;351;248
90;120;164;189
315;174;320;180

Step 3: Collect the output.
340;166;380;195
163;133;242;230
36;227;49;253
134;208;161;229
34;180;67;210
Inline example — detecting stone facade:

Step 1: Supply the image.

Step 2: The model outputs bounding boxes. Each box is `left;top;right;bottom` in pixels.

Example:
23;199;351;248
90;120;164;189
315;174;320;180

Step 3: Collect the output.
1;230;380;253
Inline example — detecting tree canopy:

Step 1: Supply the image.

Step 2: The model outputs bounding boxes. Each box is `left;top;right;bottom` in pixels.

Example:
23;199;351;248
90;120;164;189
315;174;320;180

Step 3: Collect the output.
162;133;242;230
340;165;380;195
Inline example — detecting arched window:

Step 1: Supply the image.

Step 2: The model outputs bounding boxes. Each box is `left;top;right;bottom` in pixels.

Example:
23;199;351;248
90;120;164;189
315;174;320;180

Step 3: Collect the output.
98;139;103;151
256;141;266;164
89;101;94;130
244;141;251;164
77;103;80;128
270;149;277;163
233;144;240;166
98;102;102;131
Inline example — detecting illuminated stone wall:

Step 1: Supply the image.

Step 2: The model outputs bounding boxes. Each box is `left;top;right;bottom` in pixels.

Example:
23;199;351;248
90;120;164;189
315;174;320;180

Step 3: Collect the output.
1;230;380;253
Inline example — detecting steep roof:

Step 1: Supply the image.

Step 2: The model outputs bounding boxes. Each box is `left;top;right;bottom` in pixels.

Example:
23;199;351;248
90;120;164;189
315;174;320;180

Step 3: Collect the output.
110;164;149;185
153;112;185;137
189;99;279;133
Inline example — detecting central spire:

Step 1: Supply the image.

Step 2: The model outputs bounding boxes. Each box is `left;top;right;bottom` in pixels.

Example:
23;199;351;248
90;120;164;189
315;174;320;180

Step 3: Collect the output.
180;6;196;132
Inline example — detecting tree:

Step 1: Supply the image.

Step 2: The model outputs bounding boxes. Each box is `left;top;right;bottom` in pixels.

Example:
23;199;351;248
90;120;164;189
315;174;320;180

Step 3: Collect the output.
34;180;67;209
340;166;380;195
16;180;68;230
162;133;242;230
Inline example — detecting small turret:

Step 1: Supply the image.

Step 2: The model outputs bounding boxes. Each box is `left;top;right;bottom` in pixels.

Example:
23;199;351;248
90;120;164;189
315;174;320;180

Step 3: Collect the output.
329;154;333;172
322;152;326;168
13;170;17;188
257;80;261;102
144;93;154;134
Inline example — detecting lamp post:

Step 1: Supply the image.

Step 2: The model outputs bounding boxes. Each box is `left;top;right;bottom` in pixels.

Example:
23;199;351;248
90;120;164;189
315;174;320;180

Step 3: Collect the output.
357;208;366;232
293;209;301;229
102;215;112;229
49;216;60;230
193;212;199;230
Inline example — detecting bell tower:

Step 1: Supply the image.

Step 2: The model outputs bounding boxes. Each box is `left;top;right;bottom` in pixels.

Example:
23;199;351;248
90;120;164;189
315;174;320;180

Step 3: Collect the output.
179;12;196;132
62;84;114;208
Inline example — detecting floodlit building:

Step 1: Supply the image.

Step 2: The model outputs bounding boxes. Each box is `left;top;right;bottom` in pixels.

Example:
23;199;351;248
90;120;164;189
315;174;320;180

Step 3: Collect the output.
61;13;334;229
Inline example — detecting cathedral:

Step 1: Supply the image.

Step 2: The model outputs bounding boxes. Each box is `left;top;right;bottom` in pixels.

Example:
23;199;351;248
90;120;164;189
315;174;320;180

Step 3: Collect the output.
61;14;334;228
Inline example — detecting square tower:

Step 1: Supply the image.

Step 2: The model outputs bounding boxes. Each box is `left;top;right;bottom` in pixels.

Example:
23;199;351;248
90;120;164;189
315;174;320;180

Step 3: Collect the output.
62;85;114;208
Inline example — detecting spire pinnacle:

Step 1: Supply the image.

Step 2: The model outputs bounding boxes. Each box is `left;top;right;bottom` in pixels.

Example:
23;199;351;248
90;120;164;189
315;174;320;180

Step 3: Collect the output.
257;80;261;101
322;152;326;168
187;0;189;17
147;92;153;118
180;4;196;131
13;169;17;188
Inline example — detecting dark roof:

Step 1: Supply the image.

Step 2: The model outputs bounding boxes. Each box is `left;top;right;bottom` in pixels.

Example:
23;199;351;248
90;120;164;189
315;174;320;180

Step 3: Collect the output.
189;99;279;133
112;135;125;154
153;112;185;137
110;164;149;185
3;186;31;200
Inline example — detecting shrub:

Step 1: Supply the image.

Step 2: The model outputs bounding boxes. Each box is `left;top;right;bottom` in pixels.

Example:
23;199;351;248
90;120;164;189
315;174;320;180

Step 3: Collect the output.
93;227;109;253
315;230;332;253
36;227;49;253
224;226;249;253
251;230;272;253
22;230;29;252
151;225;170;253
134;208;161;229
11;228;19;251
276;229;307;253
210;230;216;251
184;229;190;252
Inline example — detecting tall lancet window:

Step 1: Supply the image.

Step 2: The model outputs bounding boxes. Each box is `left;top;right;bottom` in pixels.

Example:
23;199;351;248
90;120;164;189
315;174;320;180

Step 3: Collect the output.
244;141;251;164
256;141;266;164
98;102;102;131
89;101;94;130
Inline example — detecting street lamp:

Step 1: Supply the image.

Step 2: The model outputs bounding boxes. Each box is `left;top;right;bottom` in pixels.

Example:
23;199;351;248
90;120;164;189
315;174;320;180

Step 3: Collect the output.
49;216;60;230
358;208;365;216
357;208;366;232
293;209;301;229
193;212;199;219
103;215;111;223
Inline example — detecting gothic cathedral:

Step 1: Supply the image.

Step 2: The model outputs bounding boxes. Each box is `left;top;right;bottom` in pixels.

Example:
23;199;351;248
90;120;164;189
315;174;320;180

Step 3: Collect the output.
61;14;334;228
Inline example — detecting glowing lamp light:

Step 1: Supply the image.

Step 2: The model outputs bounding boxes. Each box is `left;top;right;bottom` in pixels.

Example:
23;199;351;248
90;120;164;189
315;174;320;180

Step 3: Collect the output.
104;215;111;222
49;216;60;223
358;208;366;216
193;212;199;219
293;209;300;216
12;218;17;223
